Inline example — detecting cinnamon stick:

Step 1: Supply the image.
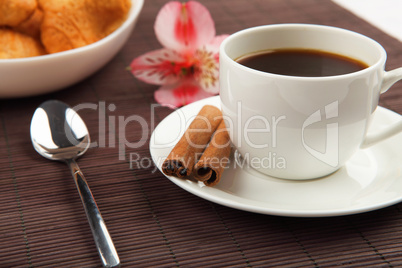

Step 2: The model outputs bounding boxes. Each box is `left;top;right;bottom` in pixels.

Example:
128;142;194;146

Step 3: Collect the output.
162;105;222;178
193;120;231;186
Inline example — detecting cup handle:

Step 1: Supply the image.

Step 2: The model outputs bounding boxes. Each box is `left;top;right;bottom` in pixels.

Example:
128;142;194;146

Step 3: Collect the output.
361;68;402;148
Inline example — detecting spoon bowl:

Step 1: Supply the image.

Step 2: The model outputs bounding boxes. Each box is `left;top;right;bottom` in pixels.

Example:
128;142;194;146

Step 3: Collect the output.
31;100;90;160
30;100;120;268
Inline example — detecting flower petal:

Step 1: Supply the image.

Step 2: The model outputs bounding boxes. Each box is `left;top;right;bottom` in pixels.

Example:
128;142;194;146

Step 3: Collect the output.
154;79;216;108
205;34;229;54
154;1;215;53
193;49;220;94
129;48;185;85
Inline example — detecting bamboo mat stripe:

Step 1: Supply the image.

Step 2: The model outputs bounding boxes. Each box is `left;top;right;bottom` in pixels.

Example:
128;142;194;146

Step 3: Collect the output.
1;0;402;267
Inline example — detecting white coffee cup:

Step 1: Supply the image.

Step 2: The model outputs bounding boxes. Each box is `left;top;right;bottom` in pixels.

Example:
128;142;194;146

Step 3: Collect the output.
219;24;402;180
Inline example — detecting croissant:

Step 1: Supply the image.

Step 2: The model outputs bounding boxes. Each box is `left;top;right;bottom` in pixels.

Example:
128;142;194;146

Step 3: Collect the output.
39;0;131;53
0;28;45;59
0;0;37;27
14;8;43;38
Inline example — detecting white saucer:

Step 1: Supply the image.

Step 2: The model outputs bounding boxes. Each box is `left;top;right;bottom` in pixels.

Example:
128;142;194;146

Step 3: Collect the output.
149;96;402;217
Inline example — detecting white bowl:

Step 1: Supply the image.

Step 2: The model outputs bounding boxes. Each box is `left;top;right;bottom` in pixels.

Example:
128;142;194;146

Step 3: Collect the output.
0;0;144;98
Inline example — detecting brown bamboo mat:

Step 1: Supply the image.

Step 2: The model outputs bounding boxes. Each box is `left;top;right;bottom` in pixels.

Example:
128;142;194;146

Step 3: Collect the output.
1;0;402;267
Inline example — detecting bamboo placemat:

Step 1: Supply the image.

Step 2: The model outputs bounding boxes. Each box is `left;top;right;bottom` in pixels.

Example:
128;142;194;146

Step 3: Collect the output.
1;0;402;267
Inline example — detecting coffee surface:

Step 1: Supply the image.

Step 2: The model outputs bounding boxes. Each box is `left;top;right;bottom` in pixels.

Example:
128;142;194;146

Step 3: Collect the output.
236;49;369;77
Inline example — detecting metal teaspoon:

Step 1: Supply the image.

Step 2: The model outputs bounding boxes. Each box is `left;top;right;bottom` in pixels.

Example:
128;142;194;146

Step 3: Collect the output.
30;100;120;268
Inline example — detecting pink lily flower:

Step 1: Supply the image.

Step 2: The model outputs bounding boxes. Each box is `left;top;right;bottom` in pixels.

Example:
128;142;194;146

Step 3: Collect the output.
129;1;228;108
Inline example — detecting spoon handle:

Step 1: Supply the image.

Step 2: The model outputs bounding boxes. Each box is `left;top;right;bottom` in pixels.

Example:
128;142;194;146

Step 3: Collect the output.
67;159;120;268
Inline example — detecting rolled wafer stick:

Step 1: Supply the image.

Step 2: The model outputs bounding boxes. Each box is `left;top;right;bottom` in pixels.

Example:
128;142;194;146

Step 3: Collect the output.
193;120;231;186
162;105;222;178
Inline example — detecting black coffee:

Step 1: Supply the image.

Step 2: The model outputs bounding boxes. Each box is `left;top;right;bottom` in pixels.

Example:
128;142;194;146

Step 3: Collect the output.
236;49;369;77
